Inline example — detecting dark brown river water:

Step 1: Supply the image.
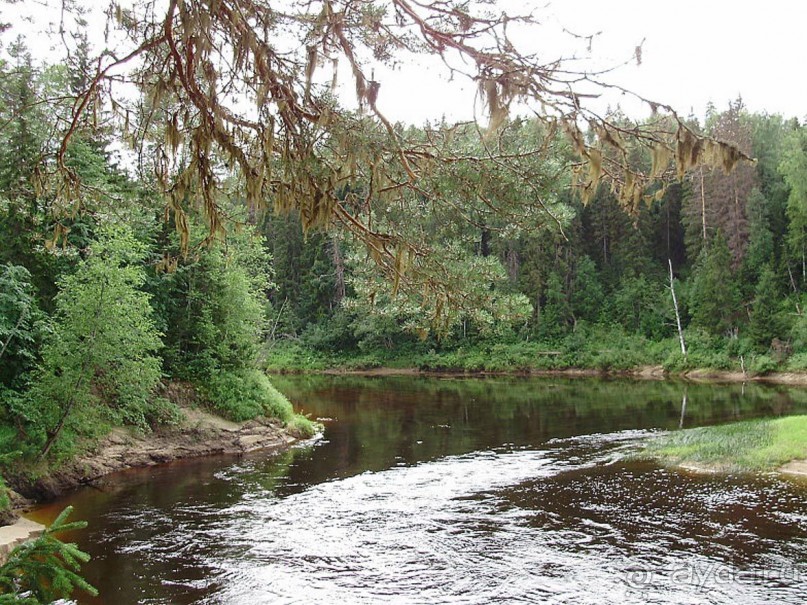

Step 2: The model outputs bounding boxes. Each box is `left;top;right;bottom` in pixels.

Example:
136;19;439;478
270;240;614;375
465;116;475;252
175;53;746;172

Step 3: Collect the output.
31;376;807;604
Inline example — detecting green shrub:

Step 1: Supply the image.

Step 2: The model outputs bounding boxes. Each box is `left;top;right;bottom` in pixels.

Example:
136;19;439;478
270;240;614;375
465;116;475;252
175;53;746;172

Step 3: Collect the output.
662;351;690;372
202;369;294;422
265;341;331;372
785;352;807;371
24;226;163;458
286;414;319;438
143;397;184;428
749;354;778;376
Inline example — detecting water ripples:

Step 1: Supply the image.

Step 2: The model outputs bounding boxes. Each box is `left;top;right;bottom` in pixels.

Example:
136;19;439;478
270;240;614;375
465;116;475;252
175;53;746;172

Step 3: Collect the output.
125;431;805;605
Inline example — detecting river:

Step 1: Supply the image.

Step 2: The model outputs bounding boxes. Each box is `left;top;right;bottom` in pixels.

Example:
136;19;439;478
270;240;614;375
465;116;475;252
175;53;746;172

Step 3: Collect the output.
32;376;807;604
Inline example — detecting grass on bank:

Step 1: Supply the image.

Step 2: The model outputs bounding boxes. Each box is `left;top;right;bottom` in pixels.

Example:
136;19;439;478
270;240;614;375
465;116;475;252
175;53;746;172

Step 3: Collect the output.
200;369;318;436
264;324;803;376
640;415;807;471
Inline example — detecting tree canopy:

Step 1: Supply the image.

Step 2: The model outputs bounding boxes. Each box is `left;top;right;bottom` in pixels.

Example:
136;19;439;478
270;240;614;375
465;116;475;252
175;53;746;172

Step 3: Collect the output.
32;0;747;309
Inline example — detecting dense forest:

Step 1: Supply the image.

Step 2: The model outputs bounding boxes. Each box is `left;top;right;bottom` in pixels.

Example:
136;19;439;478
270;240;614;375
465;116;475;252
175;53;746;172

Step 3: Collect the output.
263;99;807;375
0;36;316;477
2;31;807;485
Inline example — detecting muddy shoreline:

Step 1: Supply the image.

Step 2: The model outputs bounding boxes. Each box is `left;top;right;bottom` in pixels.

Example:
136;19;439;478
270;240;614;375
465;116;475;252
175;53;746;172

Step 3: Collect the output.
302;364;807;386
8;408;302;507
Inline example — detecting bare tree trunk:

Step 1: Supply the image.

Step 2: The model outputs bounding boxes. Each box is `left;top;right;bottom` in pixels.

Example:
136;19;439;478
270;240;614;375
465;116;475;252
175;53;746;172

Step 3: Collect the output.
480;227;491;257
787;264;802;315
268;297;288;346
700;167;707;243
668;259;687;356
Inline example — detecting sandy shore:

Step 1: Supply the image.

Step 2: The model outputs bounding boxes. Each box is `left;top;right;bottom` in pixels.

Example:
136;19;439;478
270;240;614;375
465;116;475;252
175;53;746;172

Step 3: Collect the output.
313;365;807;385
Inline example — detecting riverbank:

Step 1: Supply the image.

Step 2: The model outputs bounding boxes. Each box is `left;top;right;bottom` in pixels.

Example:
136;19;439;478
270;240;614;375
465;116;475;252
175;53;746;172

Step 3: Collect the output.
264;337;807;383
637;415;807;474
6;406;310;508
0;517;45;563
272;364;807;386
0;403;315;559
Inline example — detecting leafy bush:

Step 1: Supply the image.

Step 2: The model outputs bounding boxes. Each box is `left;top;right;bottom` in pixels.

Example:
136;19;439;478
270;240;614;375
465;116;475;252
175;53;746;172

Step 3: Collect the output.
749;354;778;376
662;351;690;373
785;352;807;371
0;473;11;524
264;341;332;372
202;369;293;422
24;226;163;458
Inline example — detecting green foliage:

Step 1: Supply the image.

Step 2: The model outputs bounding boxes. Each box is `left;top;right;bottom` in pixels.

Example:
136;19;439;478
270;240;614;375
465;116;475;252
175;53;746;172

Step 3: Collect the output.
202;369;293;423
344;243;532;342
780;128;807;280
689;234;741;336
262;213;339;335
569;255;604;323
160;227;271;380
0;265;47;389
265;341;331;372
607;274;672;340
748;263;784;349
0;473;11;521
749;354;778;376
790;304;807;351
285;414;319;439
785;351;807;371
0;506;97;604
661;328;737;372
0;38;39;196
535;271;571;341
558;323;661;370
25;226;163;456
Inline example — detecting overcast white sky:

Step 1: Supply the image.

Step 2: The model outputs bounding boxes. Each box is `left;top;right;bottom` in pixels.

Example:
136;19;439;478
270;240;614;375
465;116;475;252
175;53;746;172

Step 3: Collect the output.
373;0;807;125
3;0;805;125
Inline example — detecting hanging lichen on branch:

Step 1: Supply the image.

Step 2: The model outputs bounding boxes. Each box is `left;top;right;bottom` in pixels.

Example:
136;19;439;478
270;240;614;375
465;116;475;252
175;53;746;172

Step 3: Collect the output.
43;0;751;325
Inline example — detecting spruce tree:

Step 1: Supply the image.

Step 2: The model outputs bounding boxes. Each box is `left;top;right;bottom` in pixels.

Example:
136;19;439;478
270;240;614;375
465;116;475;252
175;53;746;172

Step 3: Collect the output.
0;507;97;603
749;263;783;350
689;234;741;337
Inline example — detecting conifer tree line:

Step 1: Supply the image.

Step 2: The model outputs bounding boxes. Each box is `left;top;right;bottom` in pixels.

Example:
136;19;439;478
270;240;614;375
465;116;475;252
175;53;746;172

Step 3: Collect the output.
263;100;807;372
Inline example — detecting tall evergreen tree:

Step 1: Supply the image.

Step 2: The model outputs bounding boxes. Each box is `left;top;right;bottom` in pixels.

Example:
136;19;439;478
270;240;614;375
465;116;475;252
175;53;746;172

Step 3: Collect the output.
749;262;783;350
780;127;807;287
689;233;741;337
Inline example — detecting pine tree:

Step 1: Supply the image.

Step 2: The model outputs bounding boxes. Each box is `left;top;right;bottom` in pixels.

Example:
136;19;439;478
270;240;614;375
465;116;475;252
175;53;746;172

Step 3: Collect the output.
780;127;807;287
